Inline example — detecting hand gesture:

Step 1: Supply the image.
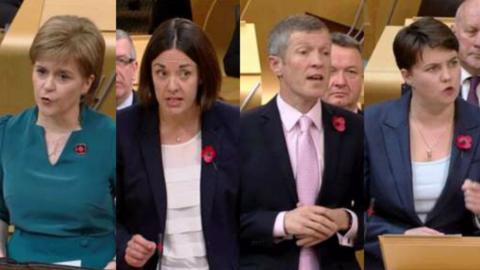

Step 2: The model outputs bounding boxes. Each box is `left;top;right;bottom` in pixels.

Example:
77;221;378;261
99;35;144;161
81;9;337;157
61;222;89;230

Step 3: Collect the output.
463;179;480;215
125;234;157;268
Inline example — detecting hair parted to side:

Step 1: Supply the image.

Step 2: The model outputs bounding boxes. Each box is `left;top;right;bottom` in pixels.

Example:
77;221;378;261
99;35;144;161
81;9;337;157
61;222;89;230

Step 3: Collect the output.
331;32;361;53
116;29;136;59
393;17;459;71
29;15;105;105
267;14;328;58
138;18;221;111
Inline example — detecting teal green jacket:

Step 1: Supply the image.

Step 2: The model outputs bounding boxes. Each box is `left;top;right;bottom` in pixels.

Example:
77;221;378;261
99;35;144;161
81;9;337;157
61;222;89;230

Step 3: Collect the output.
0;106;115;269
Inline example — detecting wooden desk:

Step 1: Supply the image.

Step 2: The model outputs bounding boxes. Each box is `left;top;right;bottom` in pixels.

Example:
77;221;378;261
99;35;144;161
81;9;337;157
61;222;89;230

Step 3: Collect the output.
0;0;116;118
240;21;262;110
380;235;480;270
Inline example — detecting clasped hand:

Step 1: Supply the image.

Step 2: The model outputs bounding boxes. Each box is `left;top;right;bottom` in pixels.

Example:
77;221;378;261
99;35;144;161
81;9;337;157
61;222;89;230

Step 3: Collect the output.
284;204;349;248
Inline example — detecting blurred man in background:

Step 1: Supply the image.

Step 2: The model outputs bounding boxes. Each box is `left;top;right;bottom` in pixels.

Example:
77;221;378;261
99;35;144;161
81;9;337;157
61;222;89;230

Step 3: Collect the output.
116;29;138;110
322;32;363;113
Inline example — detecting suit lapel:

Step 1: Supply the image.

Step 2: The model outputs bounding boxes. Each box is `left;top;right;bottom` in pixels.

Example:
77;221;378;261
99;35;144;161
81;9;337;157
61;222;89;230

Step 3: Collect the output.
132;90;138;105
139;105;167;232
427;99;480;223
261;97;298;204
382;93;421;223
200;106;223;226
319;103;342;202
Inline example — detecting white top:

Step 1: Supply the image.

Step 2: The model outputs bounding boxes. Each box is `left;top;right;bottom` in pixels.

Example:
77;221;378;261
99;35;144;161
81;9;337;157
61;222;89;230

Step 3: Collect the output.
412;155;451;223
159;133;209;270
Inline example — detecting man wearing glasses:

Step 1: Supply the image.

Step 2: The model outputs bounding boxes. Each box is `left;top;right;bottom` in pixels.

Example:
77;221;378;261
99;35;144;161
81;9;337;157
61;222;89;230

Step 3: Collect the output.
116;29;139;110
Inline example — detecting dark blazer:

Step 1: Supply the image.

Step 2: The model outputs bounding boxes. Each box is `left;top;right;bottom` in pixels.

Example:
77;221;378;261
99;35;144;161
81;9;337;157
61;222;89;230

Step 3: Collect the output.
132;90;138;106
364;92;480;270
116;101;240;270
239;97;364;270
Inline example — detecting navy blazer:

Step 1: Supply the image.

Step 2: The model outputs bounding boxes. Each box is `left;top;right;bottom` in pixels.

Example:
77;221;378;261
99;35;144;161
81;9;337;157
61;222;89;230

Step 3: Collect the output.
365;92;480;270
116;101;240;270
239;97;364;270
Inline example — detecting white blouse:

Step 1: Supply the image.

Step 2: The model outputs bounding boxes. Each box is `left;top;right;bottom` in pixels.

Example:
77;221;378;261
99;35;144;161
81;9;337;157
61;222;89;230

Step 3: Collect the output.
412;155;451;223
159;133;209;270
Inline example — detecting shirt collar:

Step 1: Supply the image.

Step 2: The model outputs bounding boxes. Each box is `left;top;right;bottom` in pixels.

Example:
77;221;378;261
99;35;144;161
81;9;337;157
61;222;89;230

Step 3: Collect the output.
462;67;472;83
276;94;322;132
117;91;134;110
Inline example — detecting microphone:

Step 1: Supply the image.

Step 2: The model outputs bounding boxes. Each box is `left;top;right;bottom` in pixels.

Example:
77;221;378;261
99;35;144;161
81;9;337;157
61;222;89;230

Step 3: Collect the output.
157;233;164;269
367;198;376;217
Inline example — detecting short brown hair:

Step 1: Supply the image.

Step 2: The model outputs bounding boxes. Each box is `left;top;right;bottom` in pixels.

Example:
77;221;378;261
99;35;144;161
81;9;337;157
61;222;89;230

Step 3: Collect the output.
138;18;221;111
29;15;105;105
393;17;458;70
331;32;361;53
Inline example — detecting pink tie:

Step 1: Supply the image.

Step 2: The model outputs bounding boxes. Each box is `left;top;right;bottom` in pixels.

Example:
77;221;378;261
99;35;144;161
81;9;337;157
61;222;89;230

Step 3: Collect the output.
296;116;320;270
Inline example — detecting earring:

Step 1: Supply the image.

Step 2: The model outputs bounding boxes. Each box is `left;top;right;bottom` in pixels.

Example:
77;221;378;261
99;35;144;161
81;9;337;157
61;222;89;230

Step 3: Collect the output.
401;83;412;95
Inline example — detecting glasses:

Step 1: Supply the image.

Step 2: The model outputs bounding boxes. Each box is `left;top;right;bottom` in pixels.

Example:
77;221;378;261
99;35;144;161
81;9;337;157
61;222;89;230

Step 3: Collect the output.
116;57;135;67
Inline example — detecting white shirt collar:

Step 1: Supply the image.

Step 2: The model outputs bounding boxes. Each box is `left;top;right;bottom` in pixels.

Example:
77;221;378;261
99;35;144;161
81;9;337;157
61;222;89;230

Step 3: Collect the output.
117;91;134;110
462;67;472;84
276;94;322;132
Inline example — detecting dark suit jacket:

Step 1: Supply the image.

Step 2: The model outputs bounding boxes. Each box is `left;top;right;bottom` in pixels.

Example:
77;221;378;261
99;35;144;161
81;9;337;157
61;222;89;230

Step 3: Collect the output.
239;97;364;270
116;101;240;270
132;90;138;105
364;92;480;270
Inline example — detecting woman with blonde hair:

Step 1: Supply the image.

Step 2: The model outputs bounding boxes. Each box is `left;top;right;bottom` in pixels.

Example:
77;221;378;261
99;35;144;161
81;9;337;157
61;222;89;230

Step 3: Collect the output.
0;15;115;269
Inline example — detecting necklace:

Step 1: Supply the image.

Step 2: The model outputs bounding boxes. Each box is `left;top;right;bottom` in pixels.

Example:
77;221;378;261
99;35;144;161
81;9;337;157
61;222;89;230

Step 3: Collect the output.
160;125;197;144
46;132;71;163
411;118;450;160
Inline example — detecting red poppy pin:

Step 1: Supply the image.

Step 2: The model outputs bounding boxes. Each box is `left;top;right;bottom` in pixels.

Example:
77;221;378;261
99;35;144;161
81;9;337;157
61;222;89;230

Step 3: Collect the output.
201;145;216;164
332;115;346;132
456;135;472;151
74;143;87;155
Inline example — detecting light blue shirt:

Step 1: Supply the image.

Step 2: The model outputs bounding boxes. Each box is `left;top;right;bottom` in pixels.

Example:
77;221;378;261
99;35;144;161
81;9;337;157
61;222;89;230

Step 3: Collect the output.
412;155;451;223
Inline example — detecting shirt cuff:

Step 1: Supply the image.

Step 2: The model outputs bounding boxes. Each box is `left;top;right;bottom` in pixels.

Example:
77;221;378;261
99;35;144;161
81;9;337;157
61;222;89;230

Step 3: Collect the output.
273;211;287;237
475;215;480;229
336;209;358;247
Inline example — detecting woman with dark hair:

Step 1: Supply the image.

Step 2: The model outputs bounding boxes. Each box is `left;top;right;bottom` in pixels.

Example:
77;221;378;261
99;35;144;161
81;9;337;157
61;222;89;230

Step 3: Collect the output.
365;17;480;270
116;18;239;270
0;15;115;269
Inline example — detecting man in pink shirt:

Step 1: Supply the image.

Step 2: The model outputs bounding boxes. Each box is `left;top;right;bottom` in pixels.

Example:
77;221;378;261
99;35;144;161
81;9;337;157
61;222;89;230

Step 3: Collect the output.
239;14;363;270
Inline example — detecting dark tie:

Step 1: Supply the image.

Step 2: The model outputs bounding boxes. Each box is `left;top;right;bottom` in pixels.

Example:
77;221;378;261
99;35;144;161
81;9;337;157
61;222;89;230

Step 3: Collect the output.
467;76;480;106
